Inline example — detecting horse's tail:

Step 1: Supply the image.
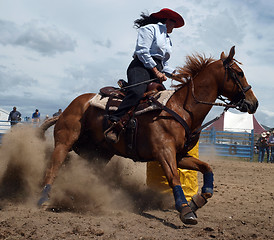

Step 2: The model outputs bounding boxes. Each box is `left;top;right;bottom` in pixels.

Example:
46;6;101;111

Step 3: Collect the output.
38;116;59;139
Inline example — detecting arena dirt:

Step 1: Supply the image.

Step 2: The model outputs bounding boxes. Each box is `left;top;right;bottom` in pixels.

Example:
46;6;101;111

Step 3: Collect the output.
0;125;273;239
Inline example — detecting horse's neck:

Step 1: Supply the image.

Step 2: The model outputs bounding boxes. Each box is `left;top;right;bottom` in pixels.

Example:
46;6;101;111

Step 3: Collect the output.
172;64;220;131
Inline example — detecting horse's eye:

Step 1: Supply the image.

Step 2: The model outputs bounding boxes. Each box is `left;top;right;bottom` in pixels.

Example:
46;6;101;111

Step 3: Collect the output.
238;71;244;77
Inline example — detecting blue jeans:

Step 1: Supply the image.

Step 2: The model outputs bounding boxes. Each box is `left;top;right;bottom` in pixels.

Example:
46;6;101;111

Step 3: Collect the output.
258;147;266;163
266;147;270;163
270;147;274;163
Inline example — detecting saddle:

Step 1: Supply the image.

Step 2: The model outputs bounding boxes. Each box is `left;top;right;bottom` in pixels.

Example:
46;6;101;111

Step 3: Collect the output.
100;80;166;160
99;80;167;117
91;80;193;160
100;80;165;102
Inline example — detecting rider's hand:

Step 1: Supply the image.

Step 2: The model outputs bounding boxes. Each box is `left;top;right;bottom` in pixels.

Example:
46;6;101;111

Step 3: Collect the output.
152;67;167;82
156;72;167;82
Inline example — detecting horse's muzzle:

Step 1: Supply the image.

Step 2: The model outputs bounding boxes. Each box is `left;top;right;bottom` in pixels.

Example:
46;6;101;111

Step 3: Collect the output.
237;99;258;114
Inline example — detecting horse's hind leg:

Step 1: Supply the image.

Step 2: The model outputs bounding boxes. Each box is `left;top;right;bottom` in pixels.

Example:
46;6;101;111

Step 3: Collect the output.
177;155;214;212
44;144;71;185
38;142;75;207
38;120;82;207
38;93;96;207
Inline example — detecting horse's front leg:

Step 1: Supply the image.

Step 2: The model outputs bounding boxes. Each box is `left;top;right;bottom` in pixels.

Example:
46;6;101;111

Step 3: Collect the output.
155;145;198;225
177;155;214;212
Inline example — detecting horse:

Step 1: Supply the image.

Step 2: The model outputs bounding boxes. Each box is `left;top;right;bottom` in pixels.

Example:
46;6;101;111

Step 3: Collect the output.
38;46;258;225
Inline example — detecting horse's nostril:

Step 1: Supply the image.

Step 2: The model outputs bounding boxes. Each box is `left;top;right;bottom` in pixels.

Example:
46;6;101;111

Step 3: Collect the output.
249;100;259;114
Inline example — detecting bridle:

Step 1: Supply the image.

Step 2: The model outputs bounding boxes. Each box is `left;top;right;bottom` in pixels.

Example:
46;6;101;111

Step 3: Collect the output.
191;59;252;111
148;58;253;148
186;59;252;143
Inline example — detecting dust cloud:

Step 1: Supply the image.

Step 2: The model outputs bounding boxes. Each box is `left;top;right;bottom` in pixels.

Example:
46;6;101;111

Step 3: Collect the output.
0;124;47;205
0;124;172;213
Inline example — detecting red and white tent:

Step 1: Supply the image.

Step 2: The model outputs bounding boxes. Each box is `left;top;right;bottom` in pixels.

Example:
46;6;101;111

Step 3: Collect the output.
205;110;265;134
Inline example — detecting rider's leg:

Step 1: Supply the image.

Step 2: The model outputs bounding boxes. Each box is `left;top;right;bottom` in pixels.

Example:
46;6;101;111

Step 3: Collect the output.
105;57;164;143
104;84;147;143
105;61;151;143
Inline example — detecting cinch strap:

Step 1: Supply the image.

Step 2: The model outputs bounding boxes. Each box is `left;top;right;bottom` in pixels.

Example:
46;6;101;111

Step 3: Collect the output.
202;172;214;194
173;185;188;212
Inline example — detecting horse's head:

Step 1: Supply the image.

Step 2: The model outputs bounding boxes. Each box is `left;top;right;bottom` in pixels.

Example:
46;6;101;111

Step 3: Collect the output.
219;46;258;114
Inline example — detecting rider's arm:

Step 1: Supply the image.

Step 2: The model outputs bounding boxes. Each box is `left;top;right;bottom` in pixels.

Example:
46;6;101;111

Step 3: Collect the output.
134;25;157;69
135;25;167;82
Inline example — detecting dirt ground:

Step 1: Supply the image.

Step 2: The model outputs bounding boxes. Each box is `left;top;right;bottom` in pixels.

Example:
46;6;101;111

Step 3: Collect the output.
0;126;273;240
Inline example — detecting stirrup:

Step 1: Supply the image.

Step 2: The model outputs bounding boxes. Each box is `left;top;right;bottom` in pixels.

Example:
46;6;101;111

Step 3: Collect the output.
104;121;122;143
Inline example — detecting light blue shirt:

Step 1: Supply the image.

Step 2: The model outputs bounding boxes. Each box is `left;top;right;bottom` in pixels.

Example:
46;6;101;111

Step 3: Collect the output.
134;22;175;76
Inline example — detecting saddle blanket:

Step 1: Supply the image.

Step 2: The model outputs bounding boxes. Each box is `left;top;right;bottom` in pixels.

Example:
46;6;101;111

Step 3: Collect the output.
89;90;175;115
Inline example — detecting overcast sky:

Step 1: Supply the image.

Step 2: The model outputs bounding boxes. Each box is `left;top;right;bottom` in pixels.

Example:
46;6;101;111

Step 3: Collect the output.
0;0;273;126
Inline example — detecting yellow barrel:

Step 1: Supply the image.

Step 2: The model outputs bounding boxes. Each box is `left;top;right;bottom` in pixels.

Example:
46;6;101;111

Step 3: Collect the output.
146;142;199;201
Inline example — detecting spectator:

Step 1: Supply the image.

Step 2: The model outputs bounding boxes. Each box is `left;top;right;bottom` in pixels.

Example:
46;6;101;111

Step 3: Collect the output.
268;130;274;163
266;131;271;163
32;109;40;124
53;109;62;117
257;132;268;163
8;106;21;126
24;116;30;122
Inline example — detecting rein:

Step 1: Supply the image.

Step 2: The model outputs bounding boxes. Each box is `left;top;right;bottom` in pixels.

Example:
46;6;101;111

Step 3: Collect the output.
190;78;238;109
190;61;251;110
119;78;158;90
148;59;252;148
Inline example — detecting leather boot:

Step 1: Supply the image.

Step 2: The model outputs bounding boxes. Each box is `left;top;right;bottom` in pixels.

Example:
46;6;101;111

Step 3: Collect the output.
104;121;124;143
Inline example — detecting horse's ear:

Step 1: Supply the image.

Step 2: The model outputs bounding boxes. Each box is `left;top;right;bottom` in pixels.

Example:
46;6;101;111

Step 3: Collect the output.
228;46;235;60
221;46;235;66
220;51;226;61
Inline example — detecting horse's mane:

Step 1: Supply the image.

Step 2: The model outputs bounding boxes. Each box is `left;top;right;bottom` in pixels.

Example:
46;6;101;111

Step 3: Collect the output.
171;54;215;89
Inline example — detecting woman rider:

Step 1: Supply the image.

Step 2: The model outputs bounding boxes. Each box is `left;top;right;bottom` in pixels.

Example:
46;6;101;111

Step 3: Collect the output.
105;8;184;143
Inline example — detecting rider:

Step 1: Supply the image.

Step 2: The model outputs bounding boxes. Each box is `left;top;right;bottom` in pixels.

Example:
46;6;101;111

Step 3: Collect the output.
105;8;185;143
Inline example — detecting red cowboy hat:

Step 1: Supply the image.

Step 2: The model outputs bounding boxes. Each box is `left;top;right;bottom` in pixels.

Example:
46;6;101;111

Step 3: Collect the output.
151;8;184;28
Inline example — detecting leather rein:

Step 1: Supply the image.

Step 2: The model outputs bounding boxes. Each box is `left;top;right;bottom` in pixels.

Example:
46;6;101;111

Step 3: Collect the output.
149;59;252;148
191;60;252;110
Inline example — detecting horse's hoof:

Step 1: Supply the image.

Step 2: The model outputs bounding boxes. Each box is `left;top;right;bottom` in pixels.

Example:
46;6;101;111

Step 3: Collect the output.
37;184;51;209
39;202;50;211
202;192;213;199
37;196;50;209
180;206;198;225
189;194;208;212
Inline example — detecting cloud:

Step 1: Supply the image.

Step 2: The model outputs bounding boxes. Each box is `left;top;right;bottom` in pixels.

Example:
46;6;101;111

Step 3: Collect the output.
255;109;274;127
92;39;112;48
0;19;77;56
0;65;37;93
60;57;127;97
0;0;273;127
200;9;245;50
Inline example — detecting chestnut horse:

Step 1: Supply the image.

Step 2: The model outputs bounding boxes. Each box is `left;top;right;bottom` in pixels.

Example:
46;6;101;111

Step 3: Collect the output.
38;47;258;225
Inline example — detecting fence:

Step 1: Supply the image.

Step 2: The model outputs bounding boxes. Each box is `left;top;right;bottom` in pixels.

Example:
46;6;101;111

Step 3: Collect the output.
0;120;11;144
0;120;256;161
199;128;254;161
0;120;31;144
